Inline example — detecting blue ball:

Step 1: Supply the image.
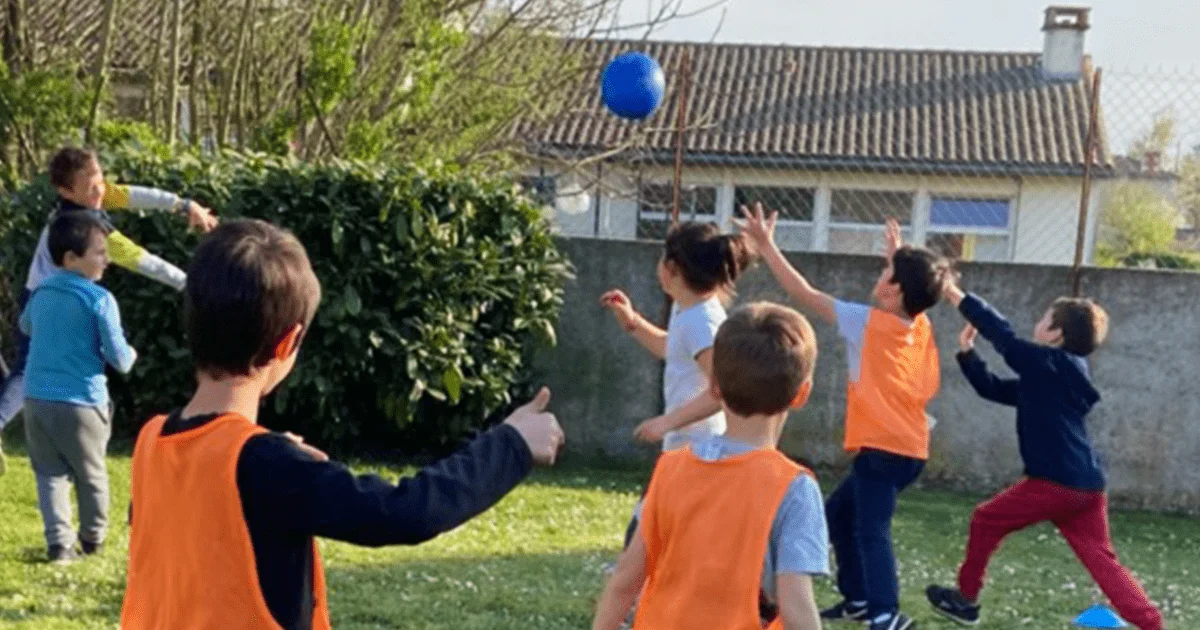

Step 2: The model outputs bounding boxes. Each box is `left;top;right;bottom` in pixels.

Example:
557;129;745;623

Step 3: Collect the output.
601;52;666;120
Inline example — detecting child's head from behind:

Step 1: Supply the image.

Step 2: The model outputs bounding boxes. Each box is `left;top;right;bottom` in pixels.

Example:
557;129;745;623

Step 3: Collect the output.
711;302;818;420
873;246;951;318
49;213;109;281
1035;297;1109;356
658;222;755;301
49;147;105;210
186;220;321;393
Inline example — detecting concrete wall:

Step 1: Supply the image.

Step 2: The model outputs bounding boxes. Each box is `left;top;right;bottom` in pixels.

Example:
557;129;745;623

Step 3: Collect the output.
531;163;1099;266
536;238;1200;514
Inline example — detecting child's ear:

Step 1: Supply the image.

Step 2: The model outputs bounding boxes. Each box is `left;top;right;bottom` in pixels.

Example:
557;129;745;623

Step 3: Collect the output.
789;380;813;409
274;324;304;361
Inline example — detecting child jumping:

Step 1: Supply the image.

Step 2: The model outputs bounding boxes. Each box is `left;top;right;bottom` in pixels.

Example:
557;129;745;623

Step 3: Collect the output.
120;219;565;629
739;203;949;630
600;221;754;543
21;213;137;563
926;282;1165;630
593;302;827;630
0;147;217;471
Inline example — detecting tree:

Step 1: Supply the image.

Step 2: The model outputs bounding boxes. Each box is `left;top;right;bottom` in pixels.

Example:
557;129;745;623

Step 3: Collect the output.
1095;182;1181;267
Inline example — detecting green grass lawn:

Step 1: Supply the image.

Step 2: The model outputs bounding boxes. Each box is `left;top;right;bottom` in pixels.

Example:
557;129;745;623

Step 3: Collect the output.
0;447;1197;629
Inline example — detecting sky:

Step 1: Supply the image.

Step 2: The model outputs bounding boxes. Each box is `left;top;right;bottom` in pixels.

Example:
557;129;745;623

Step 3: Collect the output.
614;0;1200;154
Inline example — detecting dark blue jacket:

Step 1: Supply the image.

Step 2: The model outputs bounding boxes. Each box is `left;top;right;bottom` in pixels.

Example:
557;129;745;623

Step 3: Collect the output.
956;293;1105;491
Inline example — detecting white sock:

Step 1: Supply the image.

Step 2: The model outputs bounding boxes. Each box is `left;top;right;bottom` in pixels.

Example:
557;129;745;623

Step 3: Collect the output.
872;612;894;624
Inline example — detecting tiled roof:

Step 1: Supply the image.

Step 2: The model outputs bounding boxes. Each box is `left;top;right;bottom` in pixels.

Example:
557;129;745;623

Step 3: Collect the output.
518;39;1111;175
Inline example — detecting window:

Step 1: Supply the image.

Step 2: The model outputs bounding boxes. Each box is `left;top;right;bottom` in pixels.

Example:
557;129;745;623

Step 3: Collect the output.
636;183;717;240
828;189;914;255
517;176;557;208
926;198;1012;262
831;190;914;224
735;186;816;251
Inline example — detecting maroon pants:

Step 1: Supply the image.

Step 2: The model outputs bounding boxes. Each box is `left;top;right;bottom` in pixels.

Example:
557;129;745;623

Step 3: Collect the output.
957;479;1163;630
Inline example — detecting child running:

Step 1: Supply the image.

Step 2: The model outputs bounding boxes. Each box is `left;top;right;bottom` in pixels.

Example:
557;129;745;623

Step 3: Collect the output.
21;212;137;563
600;221;754;544
739;203;949;630
926;281;1165;630
0;147;217;472
593;302;827;630
120;219;565;630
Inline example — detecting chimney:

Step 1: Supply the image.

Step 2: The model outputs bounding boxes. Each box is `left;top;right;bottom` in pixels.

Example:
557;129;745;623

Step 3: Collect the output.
1041;6;1090;81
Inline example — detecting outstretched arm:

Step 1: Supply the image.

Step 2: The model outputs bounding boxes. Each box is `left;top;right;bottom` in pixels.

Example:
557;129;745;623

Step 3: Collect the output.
633;348;722;443
736;203;835;324
942;282;1042;374
103;183;218;232
601;290;667;359
106;230;187;292
955;326;1018;406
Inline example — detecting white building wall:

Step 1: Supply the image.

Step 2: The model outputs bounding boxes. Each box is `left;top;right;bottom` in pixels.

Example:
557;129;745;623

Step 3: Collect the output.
528;163;1093;266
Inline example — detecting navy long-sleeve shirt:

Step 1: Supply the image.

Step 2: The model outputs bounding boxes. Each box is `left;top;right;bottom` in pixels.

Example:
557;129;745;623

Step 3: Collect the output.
137;413;534;630
956;293;1106;491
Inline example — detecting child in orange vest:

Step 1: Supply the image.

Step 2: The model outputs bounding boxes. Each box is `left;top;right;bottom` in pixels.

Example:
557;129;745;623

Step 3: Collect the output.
119;219;565;630
593;302;827;630
739;203;950;630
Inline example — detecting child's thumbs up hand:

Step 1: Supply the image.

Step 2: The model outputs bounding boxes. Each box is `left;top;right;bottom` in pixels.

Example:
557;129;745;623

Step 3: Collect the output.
504;387;565;466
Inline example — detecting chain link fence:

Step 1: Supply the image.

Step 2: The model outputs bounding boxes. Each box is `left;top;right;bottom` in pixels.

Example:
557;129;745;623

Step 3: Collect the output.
519;38;1200;275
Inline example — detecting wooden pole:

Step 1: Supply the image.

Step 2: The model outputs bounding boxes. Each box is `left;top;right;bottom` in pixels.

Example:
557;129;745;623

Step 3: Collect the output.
670;50;691;227
1070;67;1103;297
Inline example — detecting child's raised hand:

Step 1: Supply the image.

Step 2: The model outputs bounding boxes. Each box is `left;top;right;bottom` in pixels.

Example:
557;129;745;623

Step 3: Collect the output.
600;289;638;331
734;202;777;249
959;325;978;352
884;217;903;256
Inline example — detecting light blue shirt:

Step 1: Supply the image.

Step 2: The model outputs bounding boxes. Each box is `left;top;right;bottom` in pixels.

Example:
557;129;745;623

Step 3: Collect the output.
638;435;830;603
21;270;136;407
834;300;873;383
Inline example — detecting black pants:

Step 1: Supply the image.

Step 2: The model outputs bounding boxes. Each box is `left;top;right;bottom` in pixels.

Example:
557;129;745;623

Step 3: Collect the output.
826;449;925;618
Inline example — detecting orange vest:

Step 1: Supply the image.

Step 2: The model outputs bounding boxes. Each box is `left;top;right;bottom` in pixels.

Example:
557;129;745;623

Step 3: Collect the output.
120;414;332;630
634;446;811;630
844;309;939;460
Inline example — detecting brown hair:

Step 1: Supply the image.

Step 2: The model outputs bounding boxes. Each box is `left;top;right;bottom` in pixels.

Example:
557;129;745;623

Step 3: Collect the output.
712;302;818;417
185;219;322;377
663;222;755;297
1050;297;1109;356
891;246;952;317
48;147;99;190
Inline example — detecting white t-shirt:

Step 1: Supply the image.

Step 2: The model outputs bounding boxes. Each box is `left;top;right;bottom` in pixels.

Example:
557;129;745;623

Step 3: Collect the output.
661;297;727;451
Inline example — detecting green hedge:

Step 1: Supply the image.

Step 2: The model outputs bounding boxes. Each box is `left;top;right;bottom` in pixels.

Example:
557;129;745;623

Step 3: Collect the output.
0;150;572;452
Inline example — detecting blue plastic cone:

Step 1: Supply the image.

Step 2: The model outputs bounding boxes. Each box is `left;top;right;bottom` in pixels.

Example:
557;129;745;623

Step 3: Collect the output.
1073;604;1129;628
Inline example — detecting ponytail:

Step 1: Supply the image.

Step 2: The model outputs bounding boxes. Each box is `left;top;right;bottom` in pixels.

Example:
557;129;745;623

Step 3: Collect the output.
663;223;757;297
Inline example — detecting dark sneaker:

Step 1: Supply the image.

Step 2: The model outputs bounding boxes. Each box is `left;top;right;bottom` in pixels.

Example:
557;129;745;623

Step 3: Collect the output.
926;585;980;626
869;613;916;630
821;600;869;621
48;545;78;564
80;539;103;556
